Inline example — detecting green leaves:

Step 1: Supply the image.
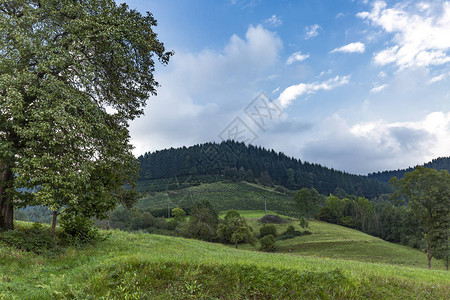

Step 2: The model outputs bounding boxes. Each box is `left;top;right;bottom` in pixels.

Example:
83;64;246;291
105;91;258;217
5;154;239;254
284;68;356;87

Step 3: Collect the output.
0;0;170;229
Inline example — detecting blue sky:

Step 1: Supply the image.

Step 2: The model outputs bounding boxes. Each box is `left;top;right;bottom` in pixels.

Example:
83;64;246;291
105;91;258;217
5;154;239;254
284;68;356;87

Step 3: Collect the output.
118;0;450;174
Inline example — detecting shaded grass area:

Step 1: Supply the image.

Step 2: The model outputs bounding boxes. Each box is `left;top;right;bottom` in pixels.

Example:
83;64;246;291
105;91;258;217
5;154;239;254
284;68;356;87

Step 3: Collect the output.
1;221;449;299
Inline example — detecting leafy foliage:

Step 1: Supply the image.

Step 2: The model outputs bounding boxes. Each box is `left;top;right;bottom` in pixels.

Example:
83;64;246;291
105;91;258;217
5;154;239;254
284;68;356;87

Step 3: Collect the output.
59;214;102;247
391;167;450;269
217;210;255;248
0;223;59;255
259;224;277;238
0;0;172;230
260;234;276;252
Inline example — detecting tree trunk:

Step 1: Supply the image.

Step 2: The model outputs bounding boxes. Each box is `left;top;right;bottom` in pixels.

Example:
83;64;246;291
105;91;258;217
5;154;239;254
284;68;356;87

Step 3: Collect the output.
426;244;432;269
0;162;14;231
235;241;238;249
446;255;448;271
50;210;58;237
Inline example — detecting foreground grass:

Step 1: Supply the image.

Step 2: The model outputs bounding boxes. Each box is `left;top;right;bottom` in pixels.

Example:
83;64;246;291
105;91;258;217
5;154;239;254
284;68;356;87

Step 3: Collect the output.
1;222;449;299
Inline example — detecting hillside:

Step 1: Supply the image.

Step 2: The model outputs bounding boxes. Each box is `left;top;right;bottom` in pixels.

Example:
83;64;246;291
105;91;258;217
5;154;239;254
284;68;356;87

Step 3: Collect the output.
137;141;391;198
1;222;449;299
368;157;450;183
236;211;443;269
136;181;297;217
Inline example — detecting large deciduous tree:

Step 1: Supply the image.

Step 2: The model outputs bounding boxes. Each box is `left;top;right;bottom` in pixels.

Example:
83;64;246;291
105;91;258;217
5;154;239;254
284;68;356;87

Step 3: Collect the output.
0;0;172;230
391;167;450;269
294;187;321;219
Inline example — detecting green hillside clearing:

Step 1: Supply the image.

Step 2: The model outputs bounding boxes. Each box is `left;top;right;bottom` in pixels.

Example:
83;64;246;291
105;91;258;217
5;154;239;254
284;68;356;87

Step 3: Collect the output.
236;211;444;269
138;181;296;216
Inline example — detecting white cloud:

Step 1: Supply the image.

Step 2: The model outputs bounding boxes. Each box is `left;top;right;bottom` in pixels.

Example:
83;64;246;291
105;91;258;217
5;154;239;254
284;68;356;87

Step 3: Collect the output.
350;111;450;162
370;83;388;93
302;111;450;174
358;1;450;68
286;51;309;65
277;75;350;108
427;72;449;84
330;42;365;53
304;24;321;39
129;25;283;155
265;14;282;27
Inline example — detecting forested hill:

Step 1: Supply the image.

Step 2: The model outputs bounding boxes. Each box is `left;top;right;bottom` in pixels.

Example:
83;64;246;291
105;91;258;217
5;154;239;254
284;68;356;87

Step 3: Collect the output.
368;157;450;183
137;141;390;198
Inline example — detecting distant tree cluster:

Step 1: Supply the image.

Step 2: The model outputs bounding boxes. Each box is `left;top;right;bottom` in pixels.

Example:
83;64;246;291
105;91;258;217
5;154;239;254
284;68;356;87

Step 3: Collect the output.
138;141;391;198
368;157;450;183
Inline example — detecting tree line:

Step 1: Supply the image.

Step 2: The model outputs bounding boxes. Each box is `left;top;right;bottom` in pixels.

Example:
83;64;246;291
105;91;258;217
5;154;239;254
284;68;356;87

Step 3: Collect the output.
297;167;449;270
138;140;391;199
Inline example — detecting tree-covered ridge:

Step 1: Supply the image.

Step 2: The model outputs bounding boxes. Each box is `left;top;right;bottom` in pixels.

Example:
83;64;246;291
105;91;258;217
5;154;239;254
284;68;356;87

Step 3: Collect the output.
368;157;450;183
137;140;391;198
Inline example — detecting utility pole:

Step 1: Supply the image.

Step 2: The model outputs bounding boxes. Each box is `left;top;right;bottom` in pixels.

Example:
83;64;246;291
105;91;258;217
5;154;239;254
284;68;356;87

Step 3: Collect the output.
264;196;267;215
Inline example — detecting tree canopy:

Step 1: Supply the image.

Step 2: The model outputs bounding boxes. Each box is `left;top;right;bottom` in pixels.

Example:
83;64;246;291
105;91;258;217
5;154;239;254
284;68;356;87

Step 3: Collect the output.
391;167;450;269
0;0;172;230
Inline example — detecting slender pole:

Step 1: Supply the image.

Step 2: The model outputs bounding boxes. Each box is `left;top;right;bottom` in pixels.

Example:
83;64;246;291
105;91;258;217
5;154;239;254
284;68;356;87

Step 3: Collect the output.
264;196;267;215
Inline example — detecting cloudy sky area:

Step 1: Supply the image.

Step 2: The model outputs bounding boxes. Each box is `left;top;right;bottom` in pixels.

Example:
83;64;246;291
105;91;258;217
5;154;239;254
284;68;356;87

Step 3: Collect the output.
118;0;450;174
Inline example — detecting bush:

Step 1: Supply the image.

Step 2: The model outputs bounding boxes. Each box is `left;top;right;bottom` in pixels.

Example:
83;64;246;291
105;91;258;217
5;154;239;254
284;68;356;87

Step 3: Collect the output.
338;216;355;228
259;224;277;238
277;225;305;240
259;215;287;224
0;223;59;255
299;217;309;229
260;234;276;252
60;214;102;247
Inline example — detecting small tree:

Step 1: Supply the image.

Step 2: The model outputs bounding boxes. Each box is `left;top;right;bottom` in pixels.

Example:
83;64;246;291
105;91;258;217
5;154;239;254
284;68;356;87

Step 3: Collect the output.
260;234;276;252
184;200;218;242
299;217;309;230
259;224;277;238
217;210;255;248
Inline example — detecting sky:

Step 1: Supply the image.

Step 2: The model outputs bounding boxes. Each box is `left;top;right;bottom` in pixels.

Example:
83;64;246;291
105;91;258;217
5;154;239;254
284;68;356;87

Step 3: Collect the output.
117;0;450;175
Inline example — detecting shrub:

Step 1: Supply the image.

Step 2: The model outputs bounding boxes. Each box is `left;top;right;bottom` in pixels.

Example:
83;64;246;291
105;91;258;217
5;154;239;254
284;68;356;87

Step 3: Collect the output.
277;225;305;240
259;224;277;238
0;223;59;255
59;214;102;247
260;234;276;252
259;215;287;224
338;216;355;228
299;217;309;229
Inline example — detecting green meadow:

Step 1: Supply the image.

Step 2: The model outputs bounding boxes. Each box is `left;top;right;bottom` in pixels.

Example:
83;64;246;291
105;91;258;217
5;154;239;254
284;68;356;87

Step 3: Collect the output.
1;219;448;299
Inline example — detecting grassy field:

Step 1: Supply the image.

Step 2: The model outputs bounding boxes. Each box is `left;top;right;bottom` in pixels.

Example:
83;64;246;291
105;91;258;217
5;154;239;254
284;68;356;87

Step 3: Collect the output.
137;181;297;216
0;221;449;299
235;211;446;269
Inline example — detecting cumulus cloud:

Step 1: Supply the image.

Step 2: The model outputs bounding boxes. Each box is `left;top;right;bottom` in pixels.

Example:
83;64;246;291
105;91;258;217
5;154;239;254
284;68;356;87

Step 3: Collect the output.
277;75;350;108
304;24;321;39
286;51;309;65
330;42;365;53
302;111;450;174
265;14;282;27
357;1;450;68
129;25;283;155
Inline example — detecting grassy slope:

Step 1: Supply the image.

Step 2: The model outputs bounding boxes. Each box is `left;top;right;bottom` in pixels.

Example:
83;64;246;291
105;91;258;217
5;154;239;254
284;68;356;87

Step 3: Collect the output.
237;211;444;269
137;181;296;216
1;222;449;299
